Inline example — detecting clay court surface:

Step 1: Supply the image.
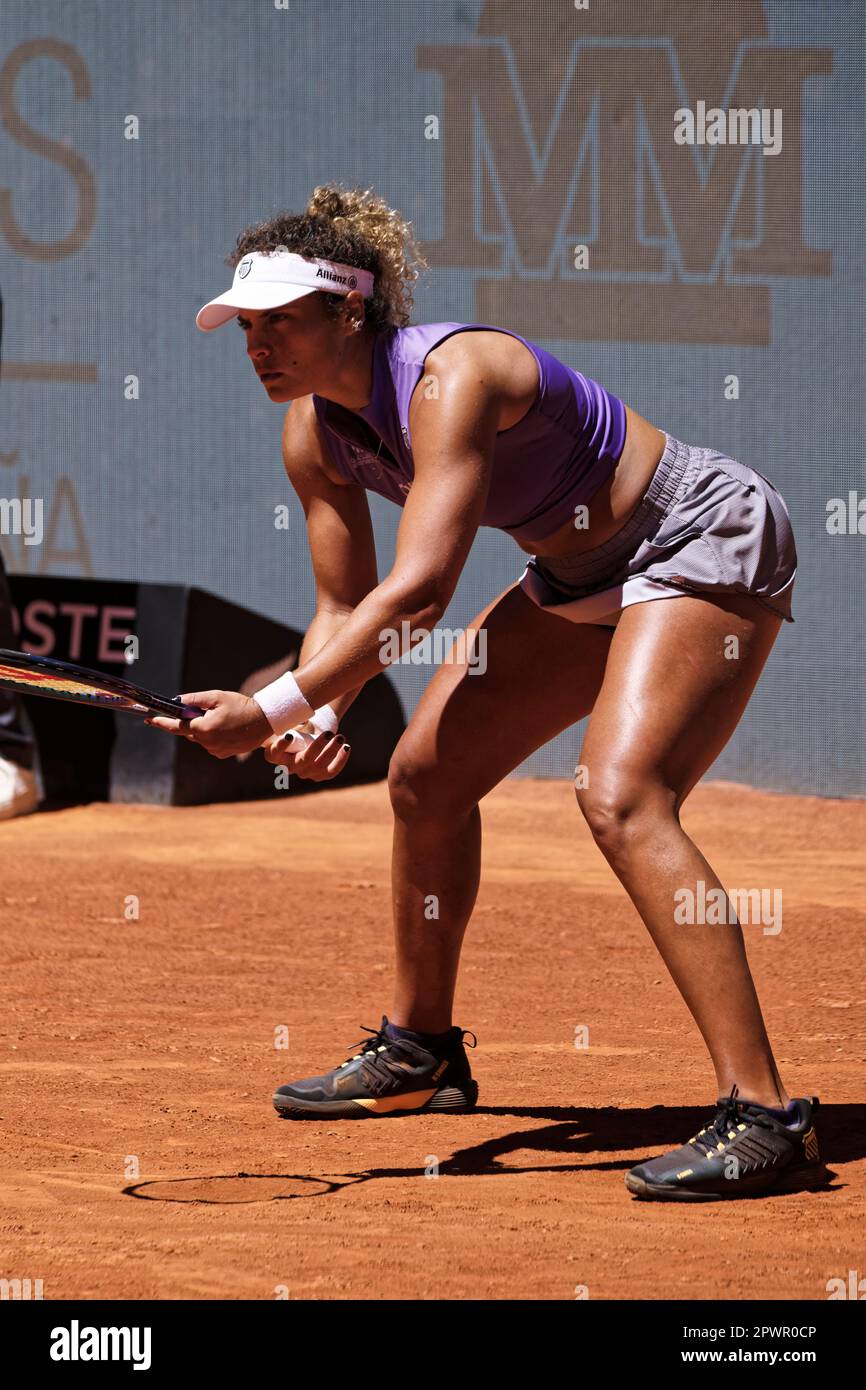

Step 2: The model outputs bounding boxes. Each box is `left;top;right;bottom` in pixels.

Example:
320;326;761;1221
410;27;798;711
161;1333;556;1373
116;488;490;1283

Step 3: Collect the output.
1;778;863;1301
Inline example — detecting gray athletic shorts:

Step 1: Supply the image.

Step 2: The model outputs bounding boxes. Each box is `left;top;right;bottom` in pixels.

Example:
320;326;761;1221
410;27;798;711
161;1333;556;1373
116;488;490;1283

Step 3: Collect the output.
518;432;797;628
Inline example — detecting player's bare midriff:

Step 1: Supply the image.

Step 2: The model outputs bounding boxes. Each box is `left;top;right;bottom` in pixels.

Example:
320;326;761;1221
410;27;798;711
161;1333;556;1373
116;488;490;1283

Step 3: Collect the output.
511;402;666;559
472;331;667;559
421;330;667;561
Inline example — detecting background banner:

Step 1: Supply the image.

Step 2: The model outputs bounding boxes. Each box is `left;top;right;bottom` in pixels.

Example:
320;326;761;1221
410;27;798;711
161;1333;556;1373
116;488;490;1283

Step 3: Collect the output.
1;0;862;793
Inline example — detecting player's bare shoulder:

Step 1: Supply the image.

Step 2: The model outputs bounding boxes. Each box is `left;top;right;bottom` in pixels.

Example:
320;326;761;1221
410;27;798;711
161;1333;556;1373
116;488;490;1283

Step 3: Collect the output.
412;329;539;433
281;393;347;488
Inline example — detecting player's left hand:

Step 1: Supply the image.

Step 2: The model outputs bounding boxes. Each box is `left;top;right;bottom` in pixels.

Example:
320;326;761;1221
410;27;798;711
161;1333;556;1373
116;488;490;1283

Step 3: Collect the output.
146;690;273;759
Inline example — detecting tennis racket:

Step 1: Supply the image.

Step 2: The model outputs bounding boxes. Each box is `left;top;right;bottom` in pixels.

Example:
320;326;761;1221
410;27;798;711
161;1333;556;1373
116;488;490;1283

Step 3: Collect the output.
0;648;205;721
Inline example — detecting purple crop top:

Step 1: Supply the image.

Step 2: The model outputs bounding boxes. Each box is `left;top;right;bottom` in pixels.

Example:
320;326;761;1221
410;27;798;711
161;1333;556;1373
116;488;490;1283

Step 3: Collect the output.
310;323;627;542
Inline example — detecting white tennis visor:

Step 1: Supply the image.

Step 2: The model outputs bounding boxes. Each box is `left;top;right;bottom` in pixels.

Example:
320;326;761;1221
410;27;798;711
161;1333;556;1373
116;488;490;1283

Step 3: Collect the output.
195;250;375;331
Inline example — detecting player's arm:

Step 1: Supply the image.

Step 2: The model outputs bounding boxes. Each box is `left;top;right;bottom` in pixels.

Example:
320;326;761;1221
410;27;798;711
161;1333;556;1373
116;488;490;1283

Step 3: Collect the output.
277;342;500;713
147;344;501;756
281;394;378;724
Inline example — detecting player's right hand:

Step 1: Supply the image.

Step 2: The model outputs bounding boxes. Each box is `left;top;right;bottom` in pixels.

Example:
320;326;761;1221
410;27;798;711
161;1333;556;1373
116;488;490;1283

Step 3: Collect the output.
261;727;351;782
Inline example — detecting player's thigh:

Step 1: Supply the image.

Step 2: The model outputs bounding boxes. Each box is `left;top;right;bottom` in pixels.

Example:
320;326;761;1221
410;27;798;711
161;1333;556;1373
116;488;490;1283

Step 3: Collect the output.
389;582;613;811
579;592;782;813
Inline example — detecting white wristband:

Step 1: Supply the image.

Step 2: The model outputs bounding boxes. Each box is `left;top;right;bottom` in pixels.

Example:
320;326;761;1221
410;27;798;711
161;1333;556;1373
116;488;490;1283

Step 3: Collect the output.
282;703;340;749
310;703;339;734
252;670;315;736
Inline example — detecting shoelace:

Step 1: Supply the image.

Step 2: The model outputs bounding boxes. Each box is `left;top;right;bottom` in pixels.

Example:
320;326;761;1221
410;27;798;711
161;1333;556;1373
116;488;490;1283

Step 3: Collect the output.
337;1022;476;1090
337;1022;407;1074
687;1083;775;1157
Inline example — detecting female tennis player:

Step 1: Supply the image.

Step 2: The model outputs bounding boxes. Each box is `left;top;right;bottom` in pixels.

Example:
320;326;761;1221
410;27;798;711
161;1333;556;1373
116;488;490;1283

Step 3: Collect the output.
150;184;825;1201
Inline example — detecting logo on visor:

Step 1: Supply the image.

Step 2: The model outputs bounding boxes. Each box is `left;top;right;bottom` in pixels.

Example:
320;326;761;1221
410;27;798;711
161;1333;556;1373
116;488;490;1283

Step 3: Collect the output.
237;257;253;280
315;267;359;289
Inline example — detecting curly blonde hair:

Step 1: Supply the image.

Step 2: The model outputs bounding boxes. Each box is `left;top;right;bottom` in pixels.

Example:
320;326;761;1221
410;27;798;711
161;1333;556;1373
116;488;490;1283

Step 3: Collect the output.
227;184;428;333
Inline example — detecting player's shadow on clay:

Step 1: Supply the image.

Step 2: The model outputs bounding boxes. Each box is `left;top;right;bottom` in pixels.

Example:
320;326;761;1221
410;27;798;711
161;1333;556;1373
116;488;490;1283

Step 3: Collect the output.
122;1103;856;1204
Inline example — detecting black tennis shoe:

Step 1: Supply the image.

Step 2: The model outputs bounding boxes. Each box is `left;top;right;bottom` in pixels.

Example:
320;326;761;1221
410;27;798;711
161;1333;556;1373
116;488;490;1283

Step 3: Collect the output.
625;1086;829;1201
272;1015;478;1118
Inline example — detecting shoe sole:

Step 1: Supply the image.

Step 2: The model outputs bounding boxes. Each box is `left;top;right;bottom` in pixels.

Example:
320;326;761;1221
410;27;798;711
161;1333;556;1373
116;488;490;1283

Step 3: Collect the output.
273;1081;478;1119
625;1161;831;1202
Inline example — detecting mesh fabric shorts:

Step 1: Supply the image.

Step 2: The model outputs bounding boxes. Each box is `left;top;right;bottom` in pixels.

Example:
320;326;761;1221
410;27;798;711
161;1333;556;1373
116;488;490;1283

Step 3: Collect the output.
518;433;797;628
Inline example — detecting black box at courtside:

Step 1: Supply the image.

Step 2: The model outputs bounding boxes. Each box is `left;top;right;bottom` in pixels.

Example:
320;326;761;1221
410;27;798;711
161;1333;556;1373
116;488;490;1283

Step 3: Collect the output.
6;575;404;806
